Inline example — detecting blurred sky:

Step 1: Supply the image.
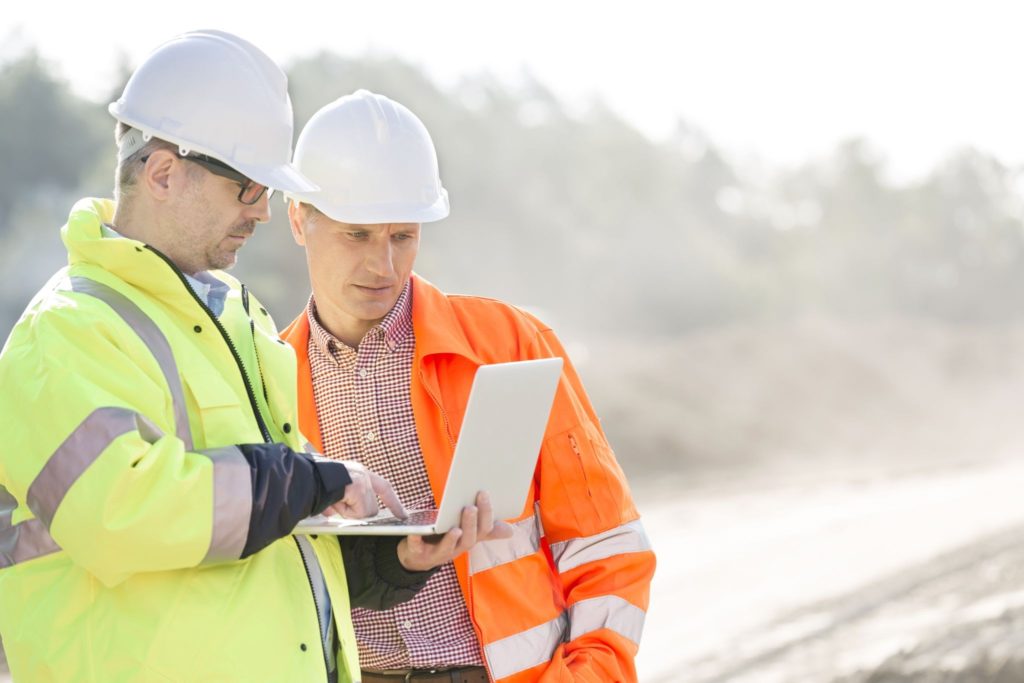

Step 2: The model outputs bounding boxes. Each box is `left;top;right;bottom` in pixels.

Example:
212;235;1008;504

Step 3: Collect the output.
3;0;1023;183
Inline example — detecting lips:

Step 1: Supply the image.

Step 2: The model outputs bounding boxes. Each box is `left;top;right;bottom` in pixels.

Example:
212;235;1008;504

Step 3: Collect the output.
229;220;256;241
354;284;394;294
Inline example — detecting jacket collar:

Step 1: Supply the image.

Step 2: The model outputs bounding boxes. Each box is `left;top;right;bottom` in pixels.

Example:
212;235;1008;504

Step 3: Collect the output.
61;197;240;309
409;274;482;365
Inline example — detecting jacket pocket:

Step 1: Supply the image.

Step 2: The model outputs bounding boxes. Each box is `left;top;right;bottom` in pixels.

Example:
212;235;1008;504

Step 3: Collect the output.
183;372;250;449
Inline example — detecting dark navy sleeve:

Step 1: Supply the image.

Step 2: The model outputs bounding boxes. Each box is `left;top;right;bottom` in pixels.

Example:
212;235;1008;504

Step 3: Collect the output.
234;443;352;558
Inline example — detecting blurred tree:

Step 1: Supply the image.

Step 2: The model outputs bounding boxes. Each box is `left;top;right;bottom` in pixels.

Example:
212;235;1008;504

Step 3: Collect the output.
5;46;1024;342
902;149;1024;322
0;50;109;225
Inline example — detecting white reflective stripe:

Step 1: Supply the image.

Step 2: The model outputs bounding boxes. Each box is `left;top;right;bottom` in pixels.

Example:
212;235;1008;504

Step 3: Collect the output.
469;515;540;575
485;611;568;680
195;446;252;562
568;595;646;646
0;486;61;568
70;276;193;450
550;520;652;573
294;534;336;675
26;406;140;527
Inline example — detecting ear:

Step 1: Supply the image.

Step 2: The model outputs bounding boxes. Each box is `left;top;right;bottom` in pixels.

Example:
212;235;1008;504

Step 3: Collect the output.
141;149;181;201
287;200;307;246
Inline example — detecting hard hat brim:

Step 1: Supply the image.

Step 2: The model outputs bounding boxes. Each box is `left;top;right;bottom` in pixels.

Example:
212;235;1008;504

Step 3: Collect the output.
285;189;449;225
236;160;320;195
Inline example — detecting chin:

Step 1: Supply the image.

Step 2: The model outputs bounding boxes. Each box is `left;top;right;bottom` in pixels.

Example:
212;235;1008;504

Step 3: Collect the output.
353;302;393;320
211;256;238;271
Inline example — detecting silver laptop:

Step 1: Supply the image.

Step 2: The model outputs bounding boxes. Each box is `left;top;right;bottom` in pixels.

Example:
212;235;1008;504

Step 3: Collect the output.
294;357;563;536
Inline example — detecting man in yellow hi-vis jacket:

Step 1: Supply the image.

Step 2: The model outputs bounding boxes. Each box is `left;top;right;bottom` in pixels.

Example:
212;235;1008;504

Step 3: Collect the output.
0;31;508;683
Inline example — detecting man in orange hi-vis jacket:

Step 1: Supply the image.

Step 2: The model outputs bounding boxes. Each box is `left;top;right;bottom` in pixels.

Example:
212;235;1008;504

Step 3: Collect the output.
281;89;656;683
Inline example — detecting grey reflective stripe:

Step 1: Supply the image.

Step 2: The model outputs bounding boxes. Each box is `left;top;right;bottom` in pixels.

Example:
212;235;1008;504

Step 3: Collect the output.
469;515;540;575
484;612;568;680
568;595;646;646
0;518;62;568
0;486;61;568
0;487;13;529
295;535;337;676
550;520;652;573
70;276;193;450
26;406;139;527
195;446;253;563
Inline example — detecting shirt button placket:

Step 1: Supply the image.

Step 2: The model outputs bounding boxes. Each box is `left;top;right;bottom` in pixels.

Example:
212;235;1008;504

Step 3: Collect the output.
355;349;378;459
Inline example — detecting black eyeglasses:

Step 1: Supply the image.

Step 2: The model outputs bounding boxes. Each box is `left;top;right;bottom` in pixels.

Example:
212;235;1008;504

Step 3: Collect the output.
178;152;274;205
141;151;273;205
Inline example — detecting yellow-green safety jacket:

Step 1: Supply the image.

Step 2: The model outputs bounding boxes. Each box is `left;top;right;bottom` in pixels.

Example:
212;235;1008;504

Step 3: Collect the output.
0;198;362;682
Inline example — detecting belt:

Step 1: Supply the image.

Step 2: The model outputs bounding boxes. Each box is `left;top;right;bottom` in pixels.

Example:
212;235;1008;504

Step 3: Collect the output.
361;666;489;683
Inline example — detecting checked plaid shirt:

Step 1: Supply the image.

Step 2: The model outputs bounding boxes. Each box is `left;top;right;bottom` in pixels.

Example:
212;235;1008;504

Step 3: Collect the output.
306;283;484;670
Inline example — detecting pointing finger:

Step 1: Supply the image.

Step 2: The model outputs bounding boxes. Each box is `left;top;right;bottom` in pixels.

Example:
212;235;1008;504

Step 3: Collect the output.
370;472;408;519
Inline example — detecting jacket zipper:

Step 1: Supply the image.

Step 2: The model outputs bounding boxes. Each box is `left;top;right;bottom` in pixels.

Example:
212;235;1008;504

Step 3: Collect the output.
294;536;335;681
241;285;271;404
145;246;272;443
567;433;594;497
418;367;456;450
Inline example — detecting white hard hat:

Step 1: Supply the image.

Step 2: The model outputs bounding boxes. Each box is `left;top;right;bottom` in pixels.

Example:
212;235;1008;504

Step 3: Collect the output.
108;29;317;194
286;89;449;224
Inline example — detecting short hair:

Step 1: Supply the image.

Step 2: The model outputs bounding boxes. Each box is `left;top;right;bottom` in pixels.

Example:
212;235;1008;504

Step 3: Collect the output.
112;122;180;202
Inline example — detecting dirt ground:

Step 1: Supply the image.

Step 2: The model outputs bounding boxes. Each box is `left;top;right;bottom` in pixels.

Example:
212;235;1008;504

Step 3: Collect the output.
697;519;1024;682
634;456;1024;683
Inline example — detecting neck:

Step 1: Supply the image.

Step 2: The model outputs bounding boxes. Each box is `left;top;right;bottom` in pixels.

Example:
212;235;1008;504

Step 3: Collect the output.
110;202;144;243
112;200;195;275
313;298;378;350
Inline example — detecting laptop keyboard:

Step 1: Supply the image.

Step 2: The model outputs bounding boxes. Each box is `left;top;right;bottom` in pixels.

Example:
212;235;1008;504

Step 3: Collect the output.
360;509;438;527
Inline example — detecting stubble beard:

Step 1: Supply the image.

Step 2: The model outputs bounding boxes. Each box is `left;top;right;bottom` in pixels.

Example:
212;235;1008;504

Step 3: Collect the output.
206;218;257;272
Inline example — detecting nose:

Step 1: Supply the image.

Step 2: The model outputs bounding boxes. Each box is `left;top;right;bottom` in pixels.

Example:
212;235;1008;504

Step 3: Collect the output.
244;190;272;224
364;238;395;278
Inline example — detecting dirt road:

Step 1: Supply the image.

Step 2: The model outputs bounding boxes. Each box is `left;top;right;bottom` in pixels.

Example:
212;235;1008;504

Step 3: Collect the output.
635;457;1024;682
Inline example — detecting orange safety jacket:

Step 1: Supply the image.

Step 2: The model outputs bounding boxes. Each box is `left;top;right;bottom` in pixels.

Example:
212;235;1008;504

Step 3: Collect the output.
283;274;655;682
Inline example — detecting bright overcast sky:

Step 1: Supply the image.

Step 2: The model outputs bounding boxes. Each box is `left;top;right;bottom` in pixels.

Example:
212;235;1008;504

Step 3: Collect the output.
4;0;1023;183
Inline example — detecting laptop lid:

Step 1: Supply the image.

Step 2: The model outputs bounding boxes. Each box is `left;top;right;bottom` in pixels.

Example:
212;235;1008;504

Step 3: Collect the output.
295;357;564;536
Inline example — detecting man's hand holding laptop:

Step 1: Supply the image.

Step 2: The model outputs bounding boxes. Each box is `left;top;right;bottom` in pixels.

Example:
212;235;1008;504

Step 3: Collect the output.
396;492;514;571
